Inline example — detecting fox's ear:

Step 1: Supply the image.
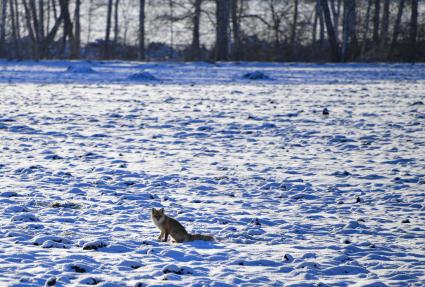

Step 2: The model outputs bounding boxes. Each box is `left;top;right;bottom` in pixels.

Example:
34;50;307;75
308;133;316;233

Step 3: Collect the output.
160;208;164;214
151;208;155;213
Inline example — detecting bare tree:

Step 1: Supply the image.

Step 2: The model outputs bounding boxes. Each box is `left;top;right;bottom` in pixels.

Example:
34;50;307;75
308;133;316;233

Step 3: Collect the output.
22;0;38;58
360;0;373;57
216;0;231;60
192;0;202;60
59;0;76;58
231;0;242;61
139;0;145;60
329;0;342;41
389;0;405;58
29;0;40;46
104;0;113;58
114;0;120;46
74;0;81;58
289;0;299;59
13;0;21;56
341;0;357;61
409;0;418;61
242;0;290;56
87;0;94;44
320;0;340;61
379;0;390;49
316;0;325;48
10;0;22;58
39;0;45;41
0;0;7;57
372;0;380;43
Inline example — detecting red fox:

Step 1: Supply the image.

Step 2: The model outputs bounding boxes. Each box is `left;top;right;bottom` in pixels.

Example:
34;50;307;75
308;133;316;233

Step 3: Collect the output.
151;208;214;242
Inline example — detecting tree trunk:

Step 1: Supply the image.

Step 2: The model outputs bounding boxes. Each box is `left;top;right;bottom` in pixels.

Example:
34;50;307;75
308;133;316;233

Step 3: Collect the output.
379;0;390;49
52;0;58;21
192;0;201;60
342;0;358;61
361;0;373;57
169;0;174;57
313;2;318;44
231;0;241;61
10;0;22;58
104;0;113;58
114;0;119;46
318;0;325;48
87;0;93;44
216;0;231;61
29;0;40;48
42;9;64;57
330;0;342;42
39;0;45;40
58;0;75;58
388;0;405;58
74;0;80;58
290;0;299;60
320;0;340;61
372;0;380;43
0;0;7;57
409;0;418;61
23;0;39;59
47;0;50;32
349;0;358;58
138;0;145;60
13;0;20;52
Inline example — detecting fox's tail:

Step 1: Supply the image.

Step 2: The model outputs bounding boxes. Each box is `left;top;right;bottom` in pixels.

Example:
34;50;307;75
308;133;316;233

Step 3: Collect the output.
189;234;214;241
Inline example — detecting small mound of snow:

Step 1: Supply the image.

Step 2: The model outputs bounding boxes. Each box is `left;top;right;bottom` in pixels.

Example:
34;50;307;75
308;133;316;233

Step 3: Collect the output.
82;239;109;250
322;265;369;275
34;235;72;247
118;260;143;270
42;240;69;249
3;205;29;213
78;276;101;285
63;262;92;273
162;264;194;275
11;213;40;222
97;283;127;287
69;187;86;196
128;71;158;81
242;71;272;80
1;191;19;198
66;63;95;73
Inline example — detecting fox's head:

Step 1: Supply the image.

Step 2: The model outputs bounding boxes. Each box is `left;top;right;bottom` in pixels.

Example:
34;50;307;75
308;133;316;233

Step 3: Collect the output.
151;208;165;221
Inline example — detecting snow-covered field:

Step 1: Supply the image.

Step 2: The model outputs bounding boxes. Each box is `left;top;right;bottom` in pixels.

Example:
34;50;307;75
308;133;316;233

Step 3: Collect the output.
0;61;424;287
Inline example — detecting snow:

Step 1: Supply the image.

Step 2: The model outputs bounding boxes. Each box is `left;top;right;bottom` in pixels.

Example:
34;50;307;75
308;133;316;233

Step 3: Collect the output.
0;60;424;286
66;62;96;74
128;71;158;82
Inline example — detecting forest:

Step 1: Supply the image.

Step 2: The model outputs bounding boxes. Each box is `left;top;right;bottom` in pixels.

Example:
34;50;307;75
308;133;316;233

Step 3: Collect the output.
0;0;423;62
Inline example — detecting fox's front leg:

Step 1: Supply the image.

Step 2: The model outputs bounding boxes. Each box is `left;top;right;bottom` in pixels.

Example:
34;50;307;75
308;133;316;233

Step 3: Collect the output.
158;231;164;240
164;231;169;242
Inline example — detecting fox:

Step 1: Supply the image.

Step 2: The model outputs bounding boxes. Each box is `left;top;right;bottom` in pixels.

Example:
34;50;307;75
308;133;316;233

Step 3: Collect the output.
151;208;214;243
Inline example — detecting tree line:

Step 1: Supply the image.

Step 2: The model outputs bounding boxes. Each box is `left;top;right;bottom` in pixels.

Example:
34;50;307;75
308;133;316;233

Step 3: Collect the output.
0;0;423;62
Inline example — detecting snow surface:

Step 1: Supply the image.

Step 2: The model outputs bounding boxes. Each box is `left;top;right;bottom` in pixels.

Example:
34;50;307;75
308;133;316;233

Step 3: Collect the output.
0;60;424;287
